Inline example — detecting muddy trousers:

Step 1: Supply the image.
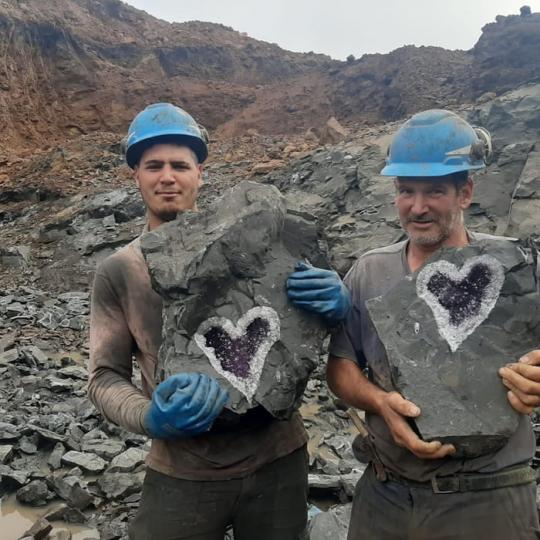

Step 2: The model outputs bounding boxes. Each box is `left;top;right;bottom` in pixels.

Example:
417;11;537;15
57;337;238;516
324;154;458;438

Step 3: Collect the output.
128;445;308;540
347;465;540;540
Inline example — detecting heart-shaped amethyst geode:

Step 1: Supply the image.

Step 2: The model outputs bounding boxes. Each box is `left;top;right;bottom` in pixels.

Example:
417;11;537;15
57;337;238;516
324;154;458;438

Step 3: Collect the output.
416;254;504;352
194;307;280;402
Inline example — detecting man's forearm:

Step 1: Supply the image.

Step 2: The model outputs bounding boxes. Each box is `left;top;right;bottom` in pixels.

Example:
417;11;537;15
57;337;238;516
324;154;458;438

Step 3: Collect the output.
326;355;386;414
88;367;150;435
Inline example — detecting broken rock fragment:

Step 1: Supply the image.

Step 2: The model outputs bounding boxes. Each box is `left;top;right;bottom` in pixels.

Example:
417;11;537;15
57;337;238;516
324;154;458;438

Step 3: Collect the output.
367;239;540;457
140;181;328;417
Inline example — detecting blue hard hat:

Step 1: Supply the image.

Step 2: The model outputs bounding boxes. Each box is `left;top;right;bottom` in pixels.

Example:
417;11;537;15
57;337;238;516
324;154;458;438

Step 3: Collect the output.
125;103;208;168
381;109;491;177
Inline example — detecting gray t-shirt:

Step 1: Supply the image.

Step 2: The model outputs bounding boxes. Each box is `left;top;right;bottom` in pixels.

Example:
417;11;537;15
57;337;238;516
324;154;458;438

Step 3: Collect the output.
329;232;536;482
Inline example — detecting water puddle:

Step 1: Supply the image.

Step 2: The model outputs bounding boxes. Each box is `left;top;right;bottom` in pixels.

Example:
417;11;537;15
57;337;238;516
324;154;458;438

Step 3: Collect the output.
0;495;99;540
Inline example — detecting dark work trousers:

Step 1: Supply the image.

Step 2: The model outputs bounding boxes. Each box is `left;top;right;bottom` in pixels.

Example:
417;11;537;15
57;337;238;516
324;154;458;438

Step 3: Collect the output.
347;465;540;540
128;445;308;540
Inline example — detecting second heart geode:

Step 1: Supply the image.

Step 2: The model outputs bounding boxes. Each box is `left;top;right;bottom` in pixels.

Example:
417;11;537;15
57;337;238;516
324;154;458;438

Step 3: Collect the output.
140;181;329;418
366;238;540;457
416;254;505;352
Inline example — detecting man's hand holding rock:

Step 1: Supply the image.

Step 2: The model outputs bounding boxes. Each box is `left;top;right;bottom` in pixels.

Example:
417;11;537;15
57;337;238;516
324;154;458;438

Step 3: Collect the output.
499;350;540;414
375;391;456;460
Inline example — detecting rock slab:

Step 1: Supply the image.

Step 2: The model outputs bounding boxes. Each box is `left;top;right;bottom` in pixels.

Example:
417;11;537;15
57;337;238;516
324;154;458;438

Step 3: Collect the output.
141;181;328;417
366;239;540;457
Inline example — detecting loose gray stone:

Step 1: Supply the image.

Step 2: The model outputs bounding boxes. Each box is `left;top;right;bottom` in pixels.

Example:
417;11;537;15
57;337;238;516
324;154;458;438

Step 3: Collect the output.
0;421;20;440
340;470;365;498
48;442;65;470
82;439;125;460
0;333;15;352
43;503;86;524
46;376;77;392
308;474;342;491
108;447;147;473
367;240;539;457
19;434;39;454
0;348;19;364
0;444;13;463
141;181;328;417
0;464;29;487
57;365;88;380
22;345;49;365
48;529;72;540
97;471;144;500
20;517;53;540
61;451;107;473
16;479;53;506
309;503;352;540
27;424;67;444
0;245;30;268
52;475;94;509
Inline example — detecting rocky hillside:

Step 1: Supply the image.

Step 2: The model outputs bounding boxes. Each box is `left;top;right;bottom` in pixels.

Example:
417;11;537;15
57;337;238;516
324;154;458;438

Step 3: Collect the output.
0;84;539;539
0;0;539;155
472;10;540;96
0;0;334;154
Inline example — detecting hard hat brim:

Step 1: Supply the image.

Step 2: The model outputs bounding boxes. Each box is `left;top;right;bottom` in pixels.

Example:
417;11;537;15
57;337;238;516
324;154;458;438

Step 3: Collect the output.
380;161;485;177
126;134;208;169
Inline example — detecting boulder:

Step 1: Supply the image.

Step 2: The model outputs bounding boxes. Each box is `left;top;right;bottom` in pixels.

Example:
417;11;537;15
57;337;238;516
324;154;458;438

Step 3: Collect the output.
141;181;328;417
317;117;349;145
366;240;540;457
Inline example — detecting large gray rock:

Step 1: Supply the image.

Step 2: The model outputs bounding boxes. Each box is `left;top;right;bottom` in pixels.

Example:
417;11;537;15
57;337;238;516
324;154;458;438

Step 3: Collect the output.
16;479;53;506
81;439;125;460
20;517;53;540
141;181;328;417
468;84;540;146
309;503;352;540
61;451;107;474
97;471;144;500
0;444;13;463
51;475;94;510
366;239;539;457
107;447;146;473
507;144;540;238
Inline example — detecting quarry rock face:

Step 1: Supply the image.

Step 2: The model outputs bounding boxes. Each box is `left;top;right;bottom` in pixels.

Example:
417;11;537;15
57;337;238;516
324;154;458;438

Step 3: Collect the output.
472;12;540;97
366;239;540;457
140;181;328;418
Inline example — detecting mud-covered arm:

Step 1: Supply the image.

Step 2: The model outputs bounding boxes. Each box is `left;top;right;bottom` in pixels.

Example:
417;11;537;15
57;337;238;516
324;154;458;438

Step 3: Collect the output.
88;271;150;434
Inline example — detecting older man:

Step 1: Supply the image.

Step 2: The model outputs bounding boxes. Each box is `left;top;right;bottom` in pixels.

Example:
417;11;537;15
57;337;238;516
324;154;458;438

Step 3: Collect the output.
324;110;540;539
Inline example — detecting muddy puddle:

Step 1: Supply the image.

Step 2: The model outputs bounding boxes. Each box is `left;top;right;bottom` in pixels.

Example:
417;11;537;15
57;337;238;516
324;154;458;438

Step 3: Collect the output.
0;494;99;540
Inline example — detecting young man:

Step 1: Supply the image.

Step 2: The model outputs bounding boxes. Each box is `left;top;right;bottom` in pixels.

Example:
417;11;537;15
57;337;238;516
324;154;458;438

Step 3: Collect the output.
88;102;350;540
324;110;540;539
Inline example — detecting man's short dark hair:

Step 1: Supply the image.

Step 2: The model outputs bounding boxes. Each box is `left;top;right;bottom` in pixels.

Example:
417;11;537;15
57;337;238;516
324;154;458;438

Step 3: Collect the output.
448;170;469;192
395;171;470;191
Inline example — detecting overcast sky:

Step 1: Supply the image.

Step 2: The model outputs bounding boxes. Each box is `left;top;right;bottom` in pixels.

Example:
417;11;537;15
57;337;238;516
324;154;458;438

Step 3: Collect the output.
124;0;539;60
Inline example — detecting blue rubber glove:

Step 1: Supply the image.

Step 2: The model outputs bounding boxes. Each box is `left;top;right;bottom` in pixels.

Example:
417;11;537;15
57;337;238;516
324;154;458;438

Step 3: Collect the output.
286;261;351;323
144;372;229;439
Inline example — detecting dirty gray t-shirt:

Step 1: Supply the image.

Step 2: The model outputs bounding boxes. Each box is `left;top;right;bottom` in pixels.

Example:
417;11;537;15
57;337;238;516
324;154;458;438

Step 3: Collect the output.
329;232;536;482
88;236;307;481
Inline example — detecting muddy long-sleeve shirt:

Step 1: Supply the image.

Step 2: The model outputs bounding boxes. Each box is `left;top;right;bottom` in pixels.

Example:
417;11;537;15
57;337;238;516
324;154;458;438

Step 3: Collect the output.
88;236;307;480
